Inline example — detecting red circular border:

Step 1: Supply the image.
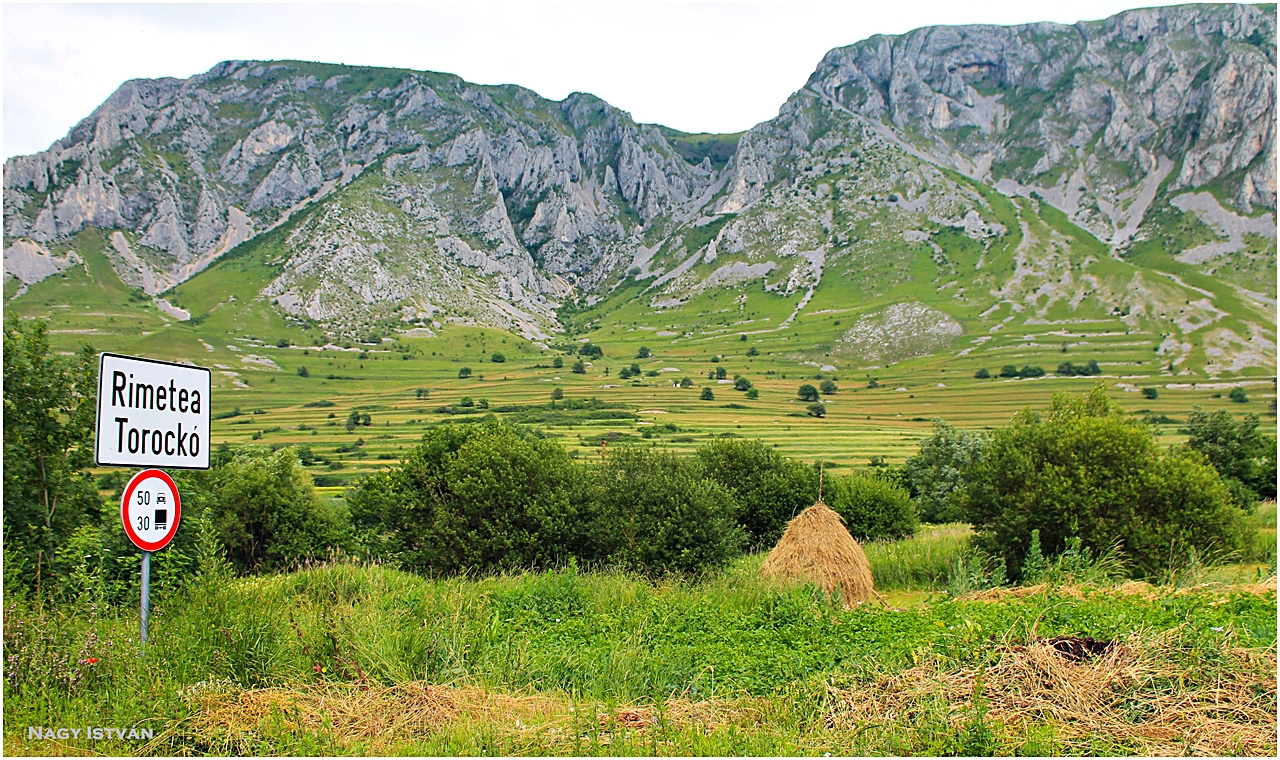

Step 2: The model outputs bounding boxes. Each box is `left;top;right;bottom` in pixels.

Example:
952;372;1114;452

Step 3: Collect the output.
121;469;182;551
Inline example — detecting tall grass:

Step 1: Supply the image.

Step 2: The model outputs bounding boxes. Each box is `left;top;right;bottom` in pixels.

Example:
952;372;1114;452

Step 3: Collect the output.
863;523;972;590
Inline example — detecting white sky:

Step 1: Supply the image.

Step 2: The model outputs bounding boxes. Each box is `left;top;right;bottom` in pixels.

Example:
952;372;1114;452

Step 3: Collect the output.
4;0;1208;160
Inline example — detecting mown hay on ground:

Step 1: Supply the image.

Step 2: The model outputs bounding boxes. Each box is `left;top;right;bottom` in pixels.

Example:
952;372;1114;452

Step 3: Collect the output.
761;500;874;606
826;631;1278;756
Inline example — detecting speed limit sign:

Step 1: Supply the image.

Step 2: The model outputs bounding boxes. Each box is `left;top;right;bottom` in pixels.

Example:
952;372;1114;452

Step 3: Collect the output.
121;469;182;551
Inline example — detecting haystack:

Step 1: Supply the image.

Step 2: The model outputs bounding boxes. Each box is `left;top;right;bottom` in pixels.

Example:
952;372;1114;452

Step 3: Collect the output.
760;500;874;606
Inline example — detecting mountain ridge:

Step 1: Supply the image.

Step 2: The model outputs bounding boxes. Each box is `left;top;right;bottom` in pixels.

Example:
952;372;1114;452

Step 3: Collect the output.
4;3;1275;378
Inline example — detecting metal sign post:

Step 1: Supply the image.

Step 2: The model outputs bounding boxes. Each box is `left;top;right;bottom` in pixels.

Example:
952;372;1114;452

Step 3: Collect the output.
121;468;182;655
96;352;210;655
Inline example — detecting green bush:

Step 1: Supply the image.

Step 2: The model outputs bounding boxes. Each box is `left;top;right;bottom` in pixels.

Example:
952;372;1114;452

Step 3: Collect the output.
458;367;472;379
1142;387;1158;399
797;384;820;402
590;446;743;574
696;439;817;548
905;420;985;523
183;448;351;572
974;368;991;379
1186;407;1277;502
491;353;506;363
807;403;826;418
1229;387;1248;403
827;473;918;541
701;387;715;400
820;379;838;395
963;386;1250;579
350;421;586;574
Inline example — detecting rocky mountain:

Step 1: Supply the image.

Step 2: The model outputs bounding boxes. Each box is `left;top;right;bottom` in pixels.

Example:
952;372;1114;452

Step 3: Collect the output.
4;3;1275;370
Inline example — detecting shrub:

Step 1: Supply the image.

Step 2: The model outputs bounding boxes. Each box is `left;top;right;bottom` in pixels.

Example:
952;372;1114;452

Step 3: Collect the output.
974;368;990;379
734;377;753;391
1186;407;1277;502
185;448;351;572
696;439;817;548
459;397;474;408
1057;360;1101;377
807;403;827;418
679;377;694;388
552;356;564;369
701;387;715;401
590;446;743;574
551;387;564;401
578;343;603;360
458;367;472;379
349;421;585;573
797;384;820;402
827;473;918;541
636;346;652;359
906;420;985;523
572;360;586;374
747;346;759;356
1229;387;1249;403
297;366;310;378
820;379;839;395
715;366;728;380
746;388;759;400
491;353;506;363
963;385;1249;579
999;365;1019;378
1018;365;1045;378
1142;387;1159;400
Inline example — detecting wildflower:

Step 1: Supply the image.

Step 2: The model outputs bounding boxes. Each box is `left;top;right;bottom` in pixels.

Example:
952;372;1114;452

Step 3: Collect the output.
87;658;99;665
313;665;322;672
1211;626;1224;632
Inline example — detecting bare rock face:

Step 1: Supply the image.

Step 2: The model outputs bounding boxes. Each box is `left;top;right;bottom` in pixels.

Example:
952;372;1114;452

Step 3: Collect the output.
3;4;1273;338
796;4;1275;237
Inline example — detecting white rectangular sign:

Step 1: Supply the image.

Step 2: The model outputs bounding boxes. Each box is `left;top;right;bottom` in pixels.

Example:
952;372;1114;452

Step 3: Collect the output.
95;353;211;470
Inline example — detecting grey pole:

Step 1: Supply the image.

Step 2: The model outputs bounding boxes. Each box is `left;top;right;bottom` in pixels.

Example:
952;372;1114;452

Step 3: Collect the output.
141;550;151;653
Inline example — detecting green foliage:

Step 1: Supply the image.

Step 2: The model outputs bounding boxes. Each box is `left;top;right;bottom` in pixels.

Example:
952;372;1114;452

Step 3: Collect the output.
1142;387;1159;400
182;448;350;572
636;346;652;359
974;368;991;379
701;387;715;400
906;420;985;523
578;342;603;360
734;377;754;391
552;356;563;369
349;421;586;574
550;387;564;401
827;473;918;542
797;384;820;402
1186;408;1277;502
1057;360;1101;377
746;388;760;400
697;439;818;549
964;386;1250;579
458;367;472;378
1229;387;1249;403
2;318;101;590
297;365;310;378
571;360;586;374
806;403;827;418
490;352;506;363
746;346;759;356
820;379;838;395
590;446;744;574
715;366;728;380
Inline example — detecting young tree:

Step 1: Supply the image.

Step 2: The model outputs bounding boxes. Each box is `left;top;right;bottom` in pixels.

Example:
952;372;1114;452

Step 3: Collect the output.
458;367;472;378
552;356;564;369
905;419;985;523
1186;407;1277;502
572;360;587;374
827;473;917;541
2;319;101;589
797;384;820;402
974;368;991;379
807;403;827;418
636;346;652;359
734;377;753;391
715;366;728;380
679;377;694;388
701;387;716;400
551;387;564;401
820;379;839;395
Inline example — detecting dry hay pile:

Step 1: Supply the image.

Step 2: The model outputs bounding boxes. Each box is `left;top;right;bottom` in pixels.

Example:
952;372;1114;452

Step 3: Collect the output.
961;577;1277;603
183;681;556;753
761;500;874;606
826;631;1278;755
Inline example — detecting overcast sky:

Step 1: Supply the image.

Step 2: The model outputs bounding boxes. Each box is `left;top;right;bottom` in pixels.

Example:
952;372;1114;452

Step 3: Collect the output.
4;0;1205;160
